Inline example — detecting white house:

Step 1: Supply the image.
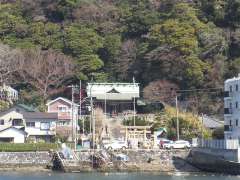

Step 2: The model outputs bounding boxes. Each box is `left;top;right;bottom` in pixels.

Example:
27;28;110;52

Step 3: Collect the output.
0;83;18;102
23;112;57;142
86;82;140;116
0;127;27;143
0;109;57;143
224;75;240;139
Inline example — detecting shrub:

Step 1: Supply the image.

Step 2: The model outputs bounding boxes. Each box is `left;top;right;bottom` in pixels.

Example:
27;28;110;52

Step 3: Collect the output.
0;143;59;152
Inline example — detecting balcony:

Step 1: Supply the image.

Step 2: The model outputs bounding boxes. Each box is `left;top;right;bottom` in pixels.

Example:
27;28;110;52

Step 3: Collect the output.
224;125;233;132
224;108;232;116
224;91;232;100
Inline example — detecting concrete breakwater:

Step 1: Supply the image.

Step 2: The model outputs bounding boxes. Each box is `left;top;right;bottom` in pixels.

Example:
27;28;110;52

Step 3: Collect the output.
188;148;240;175
53;149;199;173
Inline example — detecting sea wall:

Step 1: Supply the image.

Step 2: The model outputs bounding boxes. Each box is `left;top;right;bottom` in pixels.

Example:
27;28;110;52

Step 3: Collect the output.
0;152;51;167
188;148;240;174
65;149;198;172
191;148;240;162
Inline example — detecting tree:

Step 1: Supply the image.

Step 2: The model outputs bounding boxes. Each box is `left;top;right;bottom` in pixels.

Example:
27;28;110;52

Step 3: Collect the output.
0;44;24;84
19;48;74;102
30;22;63;50
149;19;198;55
112;39;137;81
143;80;178;105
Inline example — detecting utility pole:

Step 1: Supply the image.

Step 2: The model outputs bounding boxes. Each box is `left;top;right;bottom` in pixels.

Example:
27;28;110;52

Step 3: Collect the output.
176;96;179;141
71;85;74;143
133;77;136;127
90;83;95;149
133;95;136;126
80;80;84;135
201;113;204;146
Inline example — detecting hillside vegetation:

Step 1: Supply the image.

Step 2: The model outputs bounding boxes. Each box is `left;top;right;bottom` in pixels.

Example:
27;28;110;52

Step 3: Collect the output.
0;0;238;113
153;106;211;140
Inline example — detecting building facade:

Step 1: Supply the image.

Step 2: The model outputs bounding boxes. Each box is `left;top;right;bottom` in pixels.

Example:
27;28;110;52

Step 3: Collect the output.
0;84;18;103
224;76;240;139
0;109;57;143
86;83;140;117
46;97;78;140
0;127;27;143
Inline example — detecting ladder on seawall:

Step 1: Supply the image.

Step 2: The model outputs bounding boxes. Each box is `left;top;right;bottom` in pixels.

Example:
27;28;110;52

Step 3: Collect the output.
52;151;66;172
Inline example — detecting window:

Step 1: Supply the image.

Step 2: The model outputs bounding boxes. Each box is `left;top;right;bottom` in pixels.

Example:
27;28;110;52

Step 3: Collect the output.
236;119;239;127
236;84;239;91
26;122;35;127
230;120;232;126
0;120;4;125
58;121;70;126
58;106;67;112
40;122;50;130
230;85;233;92
236;102;238;109
230;102;232;109
12;119;23;126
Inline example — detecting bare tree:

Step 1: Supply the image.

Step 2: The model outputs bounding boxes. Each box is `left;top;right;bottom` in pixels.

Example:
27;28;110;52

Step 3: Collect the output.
0;44;24;85
19;48;74;102
143;80;178;104
113;40;137;80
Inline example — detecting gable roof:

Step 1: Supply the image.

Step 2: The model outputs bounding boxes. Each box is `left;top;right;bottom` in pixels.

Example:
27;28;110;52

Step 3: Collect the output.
0;127;27;135
22;112;58;120
46;97;77;106
0;108;23;118
0;104;38;117
107;88;120;94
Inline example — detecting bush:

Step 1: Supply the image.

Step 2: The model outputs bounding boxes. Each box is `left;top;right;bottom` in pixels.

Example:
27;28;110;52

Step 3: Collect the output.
0;143;59;152
122;117;150;126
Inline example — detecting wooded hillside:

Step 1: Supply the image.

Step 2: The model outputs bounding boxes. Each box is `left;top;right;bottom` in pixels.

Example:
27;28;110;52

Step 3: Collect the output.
0;0;238;114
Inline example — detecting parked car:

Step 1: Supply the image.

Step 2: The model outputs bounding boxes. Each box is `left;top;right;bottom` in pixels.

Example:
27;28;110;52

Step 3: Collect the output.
159;139;173;149
163;140;191;149
104;140;128;150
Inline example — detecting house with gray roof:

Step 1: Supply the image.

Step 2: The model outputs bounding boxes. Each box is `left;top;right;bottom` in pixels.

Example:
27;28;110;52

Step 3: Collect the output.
0;108;57;143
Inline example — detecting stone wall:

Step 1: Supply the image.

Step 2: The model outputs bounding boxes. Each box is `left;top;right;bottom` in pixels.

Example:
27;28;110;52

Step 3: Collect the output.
0;152;51;167
73;149;198;172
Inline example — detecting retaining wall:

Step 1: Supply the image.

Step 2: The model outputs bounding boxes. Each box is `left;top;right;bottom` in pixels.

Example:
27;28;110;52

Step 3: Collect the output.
0;152;51;167
192;148;240;162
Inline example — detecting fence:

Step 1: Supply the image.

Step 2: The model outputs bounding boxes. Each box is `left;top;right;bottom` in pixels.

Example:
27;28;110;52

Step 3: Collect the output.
193;138;239;150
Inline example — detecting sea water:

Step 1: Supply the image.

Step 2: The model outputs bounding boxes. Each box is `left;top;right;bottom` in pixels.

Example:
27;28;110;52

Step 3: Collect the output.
0;172;238;180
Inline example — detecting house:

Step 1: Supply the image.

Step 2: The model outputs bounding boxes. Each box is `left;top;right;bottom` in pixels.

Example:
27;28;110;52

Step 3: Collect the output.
0;103;38;131
224;75;240;139
0;109;57;143
0;83;18;103
46;97;78;140
86;82;140;116
23;112;57;142
0;127;27;143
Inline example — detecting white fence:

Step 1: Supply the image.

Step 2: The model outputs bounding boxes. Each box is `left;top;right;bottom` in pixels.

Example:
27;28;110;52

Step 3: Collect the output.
193;138;239;150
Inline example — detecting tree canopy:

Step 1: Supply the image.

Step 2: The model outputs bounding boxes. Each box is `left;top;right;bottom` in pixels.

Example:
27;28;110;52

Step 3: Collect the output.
0;0;238;114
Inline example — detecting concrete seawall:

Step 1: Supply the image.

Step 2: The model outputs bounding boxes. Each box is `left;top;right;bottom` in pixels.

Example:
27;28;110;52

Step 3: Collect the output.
0;152;52;169
188;148;240;175
57;149;199;172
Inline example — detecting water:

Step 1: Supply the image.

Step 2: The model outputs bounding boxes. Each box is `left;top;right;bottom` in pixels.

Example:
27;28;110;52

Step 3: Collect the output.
0;172;238;180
